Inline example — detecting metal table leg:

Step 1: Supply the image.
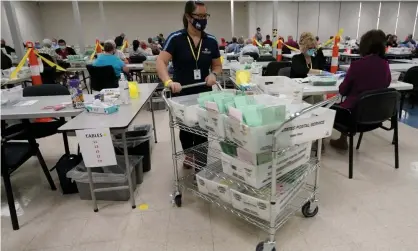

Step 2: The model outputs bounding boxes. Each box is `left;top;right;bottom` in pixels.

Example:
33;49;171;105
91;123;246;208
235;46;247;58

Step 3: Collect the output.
399;91;405;119
122;131;136;209
87;167;99;212
60;117;70;155
149;97;158;143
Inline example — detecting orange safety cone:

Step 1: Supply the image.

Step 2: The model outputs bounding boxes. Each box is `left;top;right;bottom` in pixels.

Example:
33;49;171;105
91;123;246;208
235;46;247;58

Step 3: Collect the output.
96;39;102;53
327;36;340;99
276;40;283;62
330;36;340;74
26;41;42;85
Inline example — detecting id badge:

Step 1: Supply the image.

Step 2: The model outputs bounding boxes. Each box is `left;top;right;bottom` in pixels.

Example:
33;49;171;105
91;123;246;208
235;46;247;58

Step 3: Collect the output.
193;69;201;80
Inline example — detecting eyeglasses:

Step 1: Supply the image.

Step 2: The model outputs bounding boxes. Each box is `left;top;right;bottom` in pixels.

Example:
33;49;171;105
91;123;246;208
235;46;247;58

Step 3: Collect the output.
191;13;210;19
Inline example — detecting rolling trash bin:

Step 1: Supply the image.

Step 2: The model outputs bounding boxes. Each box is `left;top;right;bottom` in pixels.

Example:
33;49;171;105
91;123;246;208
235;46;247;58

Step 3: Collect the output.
113;124;152;172
66;155;139;201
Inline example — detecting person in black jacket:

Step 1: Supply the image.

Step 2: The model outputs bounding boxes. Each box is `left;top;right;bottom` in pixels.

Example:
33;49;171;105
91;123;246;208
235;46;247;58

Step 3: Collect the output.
114;33;125;48
55;39;76;59
290;32;326;78
1;39;15;55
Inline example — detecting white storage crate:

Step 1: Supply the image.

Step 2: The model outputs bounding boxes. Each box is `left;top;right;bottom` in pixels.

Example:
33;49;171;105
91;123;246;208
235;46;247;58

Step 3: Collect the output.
230;175;305;221
168;94;200;127
253;76;304;104
225;104;336;151
196;107;226;138
221;142;312;189
196;169;234;204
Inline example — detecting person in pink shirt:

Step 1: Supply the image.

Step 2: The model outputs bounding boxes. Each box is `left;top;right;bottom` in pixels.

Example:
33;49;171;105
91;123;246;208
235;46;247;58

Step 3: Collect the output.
330;29;391;150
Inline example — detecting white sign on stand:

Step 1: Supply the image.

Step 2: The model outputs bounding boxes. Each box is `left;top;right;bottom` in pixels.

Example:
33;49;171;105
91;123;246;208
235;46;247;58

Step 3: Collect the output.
76;128;117;168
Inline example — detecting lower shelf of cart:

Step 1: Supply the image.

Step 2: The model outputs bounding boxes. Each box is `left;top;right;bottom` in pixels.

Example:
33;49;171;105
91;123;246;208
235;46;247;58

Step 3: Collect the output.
178;176;316;233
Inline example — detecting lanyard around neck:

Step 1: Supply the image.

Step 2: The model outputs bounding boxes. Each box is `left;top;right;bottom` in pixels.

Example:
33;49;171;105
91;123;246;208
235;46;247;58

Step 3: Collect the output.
187;36;202;68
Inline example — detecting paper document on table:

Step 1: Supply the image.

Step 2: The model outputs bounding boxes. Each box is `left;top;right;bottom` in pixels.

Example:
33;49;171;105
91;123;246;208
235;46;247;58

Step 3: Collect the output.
76;128;117;168
13;100;38;106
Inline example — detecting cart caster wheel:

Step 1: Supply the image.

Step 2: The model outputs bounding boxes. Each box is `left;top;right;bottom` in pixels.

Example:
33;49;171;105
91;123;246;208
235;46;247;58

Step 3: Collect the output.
302;201;318;218
132;205;136;209
255;242;276;251
94;209;98;213
174;194;182;207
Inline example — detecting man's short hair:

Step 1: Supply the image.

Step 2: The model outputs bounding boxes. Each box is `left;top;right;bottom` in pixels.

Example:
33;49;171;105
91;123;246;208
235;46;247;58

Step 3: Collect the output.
104;39;115;52
58;39;66;44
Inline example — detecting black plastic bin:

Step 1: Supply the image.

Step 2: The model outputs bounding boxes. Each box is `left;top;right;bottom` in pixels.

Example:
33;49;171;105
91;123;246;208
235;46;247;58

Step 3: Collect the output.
113;125;151;172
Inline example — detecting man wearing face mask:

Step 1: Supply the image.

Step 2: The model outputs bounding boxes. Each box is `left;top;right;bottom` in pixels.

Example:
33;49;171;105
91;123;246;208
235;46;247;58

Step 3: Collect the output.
156;0;222;169
55;39;76;59
290;32;327;79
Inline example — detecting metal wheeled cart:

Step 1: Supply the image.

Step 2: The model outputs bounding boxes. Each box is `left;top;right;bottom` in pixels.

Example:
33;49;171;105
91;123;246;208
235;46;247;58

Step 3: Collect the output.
162;82;338;251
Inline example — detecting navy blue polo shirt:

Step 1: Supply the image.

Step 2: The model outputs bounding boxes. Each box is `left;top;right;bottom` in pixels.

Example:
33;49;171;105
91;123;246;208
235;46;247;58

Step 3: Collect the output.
163;29;220;93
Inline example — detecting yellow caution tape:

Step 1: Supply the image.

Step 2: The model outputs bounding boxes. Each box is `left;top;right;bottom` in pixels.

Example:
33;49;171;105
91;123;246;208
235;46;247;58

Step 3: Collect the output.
320;28;344;48
90;49;96;61
10;48;31;79
34;51;66;71
273;40;300;53
252;38;263;47
121;40;128;51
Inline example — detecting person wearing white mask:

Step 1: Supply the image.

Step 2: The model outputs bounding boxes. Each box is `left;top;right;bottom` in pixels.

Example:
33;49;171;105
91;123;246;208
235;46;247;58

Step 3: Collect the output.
55;39;76;59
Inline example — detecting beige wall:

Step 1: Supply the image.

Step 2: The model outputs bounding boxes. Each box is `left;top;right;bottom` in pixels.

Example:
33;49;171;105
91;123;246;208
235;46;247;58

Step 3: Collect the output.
38;1;249;46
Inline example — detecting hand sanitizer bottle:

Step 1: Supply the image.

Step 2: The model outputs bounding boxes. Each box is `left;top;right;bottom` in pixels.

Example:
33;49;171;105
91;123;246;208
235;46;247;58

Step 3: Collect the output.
119;74;130;104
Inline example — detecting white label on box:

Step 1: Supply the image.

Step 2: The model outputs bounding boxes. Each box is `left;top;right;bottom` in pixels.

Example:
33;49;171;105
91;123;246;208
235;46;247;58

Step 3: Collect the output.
76;128;117;168
205;101;219;112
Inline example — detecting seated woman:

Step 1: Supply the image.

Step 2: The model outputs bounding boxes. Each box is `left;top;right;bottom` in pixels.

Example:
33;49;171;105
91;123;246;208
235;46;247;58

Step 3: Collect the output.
290;32;326;78
129;40;149;58
330;29;391;150
93;40;129;78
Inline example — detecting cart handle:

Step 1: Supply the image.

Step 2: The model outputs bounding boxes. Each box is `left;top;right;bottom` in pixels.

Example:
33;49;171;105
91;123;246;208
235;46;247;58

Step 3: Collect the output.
161;81;223;109
272;94;341;152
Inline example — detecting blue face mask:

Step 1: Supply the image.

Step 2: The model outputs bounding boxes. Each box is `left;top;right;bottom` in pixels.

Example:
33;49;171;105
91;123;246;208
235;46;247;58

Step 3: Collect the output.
306;49;316;57
191;18;207;31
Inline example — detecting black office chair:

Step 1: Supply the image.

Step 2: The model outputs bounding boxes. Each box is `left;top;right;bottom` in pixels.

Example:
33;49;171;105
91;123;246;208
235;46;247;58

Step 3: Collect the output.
264;61;292;76
243;52;259;61
40;66;58;84
1;127;57;230
86;65;119;91
1;50;12;70
257;56;276;62
278;67;291;77
333;88;400;179
402;66;418;108
2;85;70;140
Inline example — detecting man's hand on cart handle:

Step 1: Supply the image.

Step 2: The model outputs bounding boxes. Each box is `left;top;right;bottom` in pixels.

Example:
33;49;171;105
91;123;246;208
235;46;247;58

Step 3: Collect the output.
206;73;217;86
168;81;182;93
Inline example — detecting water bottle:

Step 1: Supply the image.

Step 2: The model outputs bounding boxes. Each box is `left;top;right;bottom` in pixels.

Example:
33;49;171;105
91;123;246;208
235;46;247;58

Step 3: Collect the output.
68;76;84;108
119;74;130;104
